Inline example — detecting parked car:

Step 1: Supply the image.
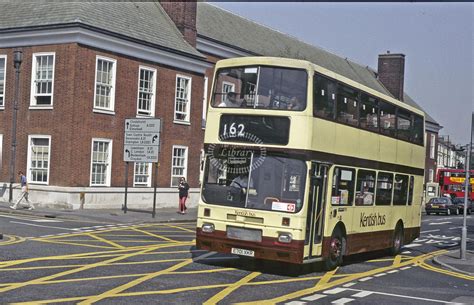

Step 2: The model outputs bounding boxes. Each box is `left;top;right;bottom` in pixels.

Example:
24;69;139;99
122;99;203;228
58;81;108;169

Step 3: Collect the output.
425;197;459;215
452;197;473;215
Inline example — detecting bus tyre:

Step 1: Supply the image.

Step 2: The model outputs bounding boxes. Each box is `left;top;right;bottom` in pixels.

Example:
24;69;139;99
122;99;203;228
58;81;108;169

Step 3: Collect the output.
389;224;404;256
324;228;345;271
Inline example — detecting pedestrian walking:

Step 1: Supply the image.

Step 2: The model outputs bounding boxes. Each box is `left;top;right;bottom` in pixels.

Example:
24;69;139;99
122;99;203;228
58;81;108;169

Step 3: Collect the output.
10;171;34;210
177;177;189;214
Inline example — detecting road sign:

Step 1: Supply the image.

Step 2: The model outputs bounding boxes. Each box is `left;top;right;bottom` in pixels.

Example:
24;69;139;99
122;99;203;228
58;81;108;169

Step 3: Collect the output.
124;118;161;162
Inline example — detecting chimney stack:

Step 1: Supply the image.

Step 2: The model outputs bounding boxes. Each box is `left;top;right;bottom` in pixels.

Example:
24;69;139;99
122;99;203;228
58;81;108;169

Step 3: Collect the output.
377;52;405;101
159;0;197;47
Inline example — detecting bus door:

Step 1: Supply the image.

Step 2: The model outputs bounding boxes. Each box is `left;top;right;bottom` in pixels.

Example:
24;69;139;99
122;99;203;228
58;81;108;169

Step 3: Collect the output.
304;162;329;260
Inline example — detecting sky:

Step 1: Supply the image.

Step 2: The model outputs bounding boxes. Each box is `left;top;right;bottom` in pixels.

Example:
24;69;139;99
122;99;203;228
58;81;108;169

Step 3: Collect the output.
211;2;473;145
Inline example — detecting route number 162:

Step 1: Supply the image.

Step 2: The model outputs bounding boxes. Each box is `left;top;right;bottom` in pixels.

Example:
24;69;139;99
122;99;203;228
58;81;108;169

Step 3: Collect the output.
222;123;245;137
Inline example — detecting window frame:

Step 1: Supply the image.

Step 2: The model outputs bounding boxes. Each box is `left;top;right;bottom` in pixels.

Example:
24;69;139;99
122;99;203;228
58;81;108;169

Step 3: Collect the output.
93;55;117;114
393;174;409;206
136;66;157;117
170;145;188;187
0;55;6;109
221;81;235;103
375;171;393;206
0;134;3;166
331;166;356;206
26;135;51;185
174;75;192;124
90;138;113;187
355;169;376;206
30;52;55;108
134;162;152;187
429;134;436;159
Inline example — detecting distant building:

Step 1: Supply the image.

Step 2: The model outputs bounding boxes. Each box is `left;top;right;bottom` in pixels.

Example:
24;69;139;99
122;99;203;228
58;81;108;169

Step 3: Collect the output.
0;2;443;208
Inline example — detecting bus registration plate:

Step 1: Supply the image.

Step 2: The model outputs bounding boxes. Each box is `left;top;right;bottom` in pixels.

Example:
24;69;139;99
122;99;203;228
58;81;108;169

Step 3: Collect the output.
231;247;255;257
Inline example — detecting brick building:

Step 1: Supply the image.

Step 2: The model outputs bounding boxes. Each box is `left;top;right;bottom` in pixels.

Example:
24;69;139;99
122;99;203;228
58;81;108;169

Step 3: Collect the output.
0;2;441;208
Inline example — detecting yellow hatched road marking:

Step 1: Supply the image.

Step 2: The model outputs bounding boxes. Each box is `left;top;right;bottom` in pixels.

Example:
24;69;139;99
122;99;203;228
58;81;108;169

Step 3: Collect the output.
130;227;178;242
203;272;260;305
0;235;26;246
0;245;164;293
417;261;474;281
86;233;126;249
392;254;402;265
164;224;196;233
77;258;195;304
233;250;447;305
34;238;117;250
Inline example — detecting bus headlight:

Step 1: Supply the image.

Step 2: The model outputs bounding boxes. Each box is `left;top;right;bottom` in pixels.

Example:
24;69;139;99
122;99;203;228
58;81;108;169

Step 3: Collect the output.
278;232;292;243
202;223;215;233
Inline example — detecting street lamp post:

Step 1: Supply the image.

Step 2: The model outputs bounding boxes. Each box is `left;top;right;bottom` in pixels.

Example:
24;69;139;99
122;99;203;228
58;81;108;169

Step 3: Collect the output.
460;143;470;259
8;50;23;203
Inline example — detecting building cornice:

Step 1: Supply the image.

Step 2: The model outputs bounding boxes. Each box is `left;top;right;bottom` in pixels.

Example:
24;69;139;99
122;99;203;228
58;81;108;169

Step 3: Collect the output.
196;35;254;59
0;26;212;74
426;120;443;133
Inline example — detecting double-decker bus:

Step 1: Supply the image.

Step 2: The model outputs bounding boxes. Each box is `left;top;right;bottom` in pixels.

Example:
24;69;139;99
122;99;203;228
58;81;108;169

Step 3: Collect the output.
437;168;474;200
196;57;425;270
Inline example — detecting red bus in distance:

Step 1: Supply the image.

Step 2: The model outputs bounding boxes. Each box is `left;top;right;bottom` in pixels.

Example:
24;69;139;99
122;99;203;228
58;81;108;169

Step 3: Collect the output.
436;168;474;200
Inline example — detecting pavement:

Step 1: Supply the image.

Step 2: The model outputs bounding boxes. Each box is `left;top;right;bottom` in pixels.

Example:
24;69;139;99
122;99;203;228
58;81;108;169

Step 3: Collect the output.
0;200;197;224
1;200;473;277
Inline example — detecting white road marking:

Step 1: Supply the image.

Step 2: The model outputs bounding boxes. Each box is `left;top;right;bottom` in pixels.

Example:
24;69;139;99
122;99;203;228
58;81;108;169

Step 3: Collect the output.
345;288;462;304
449;226;462;230
374;273;386;277
428;222;452;225
30;219;63;223
324;288;347;294
9;221;77;231
285;302;306;305
387;270;399;274
420;229;440;233
301;294;326;301
403;243;422;248
352;291;373;298
359;277;373;282
401;251;411;254
331;298;354;304
343;282;356;287
400;266;412;270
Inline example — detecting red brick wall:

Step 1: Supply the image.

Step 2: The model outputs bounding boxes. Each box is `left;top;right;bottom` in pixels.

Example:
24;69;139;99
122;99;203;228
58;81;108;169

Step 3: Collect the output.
159;1;197;47
377;53;405;101
0;44;205;188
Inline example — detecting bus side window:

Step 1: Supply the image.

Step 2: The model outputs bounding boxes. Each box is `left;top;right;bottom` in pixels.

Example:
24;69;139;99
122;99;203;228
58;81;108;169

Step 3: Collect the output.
314;74;336;119
336;85;359;127
393;174;409;205
360;94;379;132
376;172;393;205
331;167;355;206
355;170;376;206
379;101;397;137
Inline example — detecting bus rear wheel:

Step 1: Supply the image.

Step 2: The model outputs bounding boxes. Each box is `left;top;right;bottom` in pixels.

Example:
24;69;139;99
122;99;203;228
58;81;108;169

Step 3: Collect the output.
389;224;404;256
324;228;345;270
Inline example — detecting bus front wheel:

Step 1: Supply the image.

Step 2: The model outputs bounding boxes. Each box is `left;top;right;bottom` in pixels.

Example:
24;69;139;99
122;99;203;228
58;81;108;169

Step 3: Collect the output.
324;228;345;270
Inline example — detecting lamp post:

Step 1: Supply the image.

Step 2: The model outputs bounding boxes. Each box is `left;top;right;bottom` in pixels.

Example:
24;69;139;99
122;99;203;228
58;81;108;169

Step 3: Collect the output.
460;142;470;259
8;50;23;203
461;113;473;259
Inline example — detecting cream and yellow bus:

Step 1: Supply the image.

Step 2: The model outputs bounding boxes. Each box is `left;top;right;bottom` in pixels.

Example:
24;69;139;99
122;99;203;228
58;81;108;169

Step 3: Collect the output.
196;57;425;270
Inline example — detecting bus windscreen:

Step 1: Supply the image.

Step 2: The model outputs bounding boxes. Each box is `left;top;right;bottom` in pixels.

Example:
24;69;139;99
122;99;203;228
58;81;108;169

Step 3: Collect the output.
201;152;306;213
212;66;307;110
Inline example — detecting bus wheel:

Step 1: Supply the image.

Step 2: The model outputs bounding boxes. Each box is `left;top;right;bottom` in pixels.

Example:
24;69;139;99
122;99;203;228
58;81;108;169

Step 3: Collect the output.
389;224;404;256
324;228;345;270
